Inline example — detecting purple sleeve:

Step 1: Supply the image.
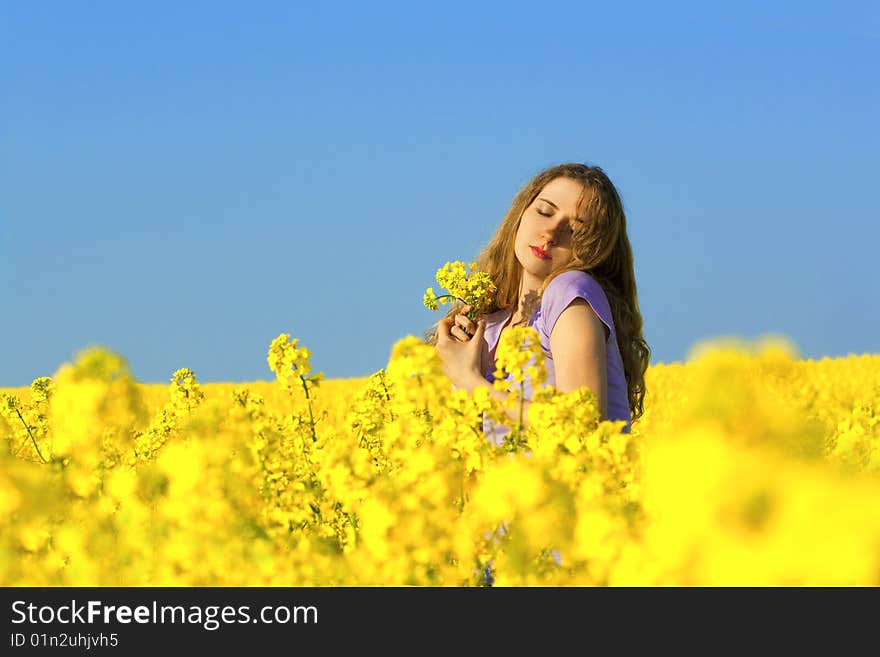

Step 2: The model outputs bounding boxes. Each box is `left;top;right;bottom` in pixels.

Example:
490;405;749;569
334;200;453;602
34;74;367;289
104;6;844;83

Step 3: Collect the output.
538;271;615;344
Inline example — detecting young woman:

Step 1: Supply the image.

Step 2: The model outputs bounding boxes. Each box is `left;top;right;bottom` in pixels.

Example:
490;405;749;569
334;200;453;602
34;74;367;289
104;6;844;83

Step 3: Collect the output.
429;162;649;440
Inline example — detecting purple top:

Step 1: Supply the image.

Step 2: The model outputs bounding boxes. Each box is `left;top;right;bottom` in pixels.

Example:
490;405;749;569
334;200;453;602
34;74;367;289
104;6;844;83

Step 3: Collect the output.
481;270;631;444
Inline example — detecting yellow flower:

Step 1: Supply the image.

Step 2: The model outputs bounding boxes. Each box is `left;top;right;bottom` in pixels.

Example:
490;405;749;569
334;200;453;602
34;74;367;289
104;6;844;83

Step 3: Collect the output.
494;326;546;386
423;261;496;315
423;287;439;311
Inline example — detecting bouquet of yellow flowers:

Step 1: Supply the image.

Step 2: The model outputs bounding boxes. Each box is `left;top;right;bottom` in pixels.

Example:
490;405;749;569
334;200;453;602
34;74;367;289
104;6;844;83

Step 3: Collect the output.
423;261;496;321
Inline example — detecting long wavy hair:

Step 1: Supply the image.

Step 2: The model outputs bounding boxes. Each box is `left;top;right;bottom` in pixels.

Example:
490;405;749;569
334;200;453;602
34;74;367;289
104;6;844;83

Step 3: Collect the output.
426;162;650;423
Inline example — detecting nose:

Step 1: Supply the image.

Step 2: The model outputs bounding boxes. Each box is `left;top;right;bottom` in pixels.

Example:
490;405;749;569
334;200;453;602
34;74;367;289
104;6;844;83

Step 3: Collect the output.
541;217;569;244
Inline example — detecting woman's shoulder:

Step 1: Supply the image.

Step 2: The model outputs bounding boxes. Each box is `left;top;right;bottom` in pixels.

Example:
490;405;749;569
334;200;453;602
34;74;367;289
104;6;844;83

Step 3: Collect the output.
539;269;614;337
544;269;607;302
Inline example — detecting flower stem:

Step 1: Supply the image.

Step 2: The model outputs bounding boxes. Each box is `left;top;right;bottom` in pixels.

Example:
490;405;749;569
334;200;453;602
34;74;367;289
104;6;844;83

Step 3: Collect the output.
15;409;48;464
378;369;395;421
432;294;481;321
517;380;525;446
299;375;318;442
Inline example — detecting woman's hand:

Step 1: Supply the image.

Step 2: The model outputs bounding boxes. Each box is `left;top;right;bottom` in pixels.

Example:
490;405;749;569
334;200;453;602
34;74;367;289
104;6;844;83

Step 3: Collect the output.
436;304;486;390
450;304;478;341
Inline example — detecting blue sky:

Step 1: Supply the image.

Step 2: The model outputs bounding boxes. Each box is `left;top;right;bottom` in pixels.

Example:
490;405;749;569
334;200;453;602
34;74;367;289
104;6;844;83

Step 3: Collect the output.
2;1;878;386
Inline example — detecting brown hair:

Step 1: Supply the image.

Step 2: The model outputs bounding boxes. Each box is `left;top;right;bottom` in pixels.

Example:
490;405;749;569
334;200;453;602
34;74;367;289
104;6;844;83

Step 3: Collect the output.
426;163;650;423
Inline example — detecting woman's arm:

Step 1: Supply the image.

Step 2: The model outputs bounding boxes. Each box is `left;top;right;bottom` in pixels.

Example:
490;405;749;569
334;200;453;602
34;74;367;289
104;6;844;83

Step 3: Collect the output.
549;298;608;419
442;298;609;430
455;299;607;427
442;305;535;426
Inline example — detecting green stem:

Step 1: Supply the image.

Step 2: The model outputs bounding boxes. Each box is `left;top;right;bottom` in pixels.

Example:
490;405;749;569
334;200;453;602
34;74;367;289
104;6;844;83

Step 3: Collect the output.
517;381;525;448
432;294;481;321
15;409;48;464
299;375;318;442
378;369;395;421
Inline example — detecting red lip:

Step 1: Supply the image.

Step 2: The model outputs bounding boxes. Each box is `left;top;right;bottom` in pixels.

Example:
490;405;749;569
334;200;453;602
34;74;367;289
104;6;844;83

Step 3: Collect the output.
530;245;550;260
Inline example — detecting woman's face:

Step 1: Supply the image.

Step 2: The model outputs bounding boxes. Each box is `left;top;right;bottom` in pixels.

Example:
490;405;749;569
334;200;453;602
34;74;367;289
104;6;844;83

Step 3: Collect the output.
514;176;585;288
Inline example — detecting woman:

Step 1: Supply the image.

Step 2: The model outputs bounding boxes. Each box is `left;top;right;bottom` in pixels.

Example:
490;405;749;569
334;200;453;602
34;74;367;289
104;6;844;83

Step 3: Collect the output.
429;162;649;440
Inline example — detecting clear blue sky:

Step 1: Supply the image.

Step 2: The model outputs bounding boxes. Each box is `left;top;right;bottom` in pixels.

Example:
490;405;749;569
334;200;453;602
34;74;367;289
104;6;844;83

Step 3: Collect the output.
2;1;878;386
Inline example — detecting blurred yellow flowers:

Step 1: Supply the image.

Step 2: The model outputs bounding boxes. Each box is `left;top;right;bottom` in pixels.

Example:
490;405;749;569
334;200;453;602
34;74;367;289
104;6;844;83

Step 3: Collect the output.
1;331;878;586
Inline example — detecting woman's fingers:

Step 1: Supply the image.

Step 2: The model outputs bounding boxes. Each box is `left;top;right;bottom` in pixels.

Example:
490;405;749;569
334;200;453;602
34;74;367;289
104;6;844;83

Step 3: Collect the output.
439;317;467;343
453;313;477;337
437;317;454;343
450;325;466;341
441;309;481;344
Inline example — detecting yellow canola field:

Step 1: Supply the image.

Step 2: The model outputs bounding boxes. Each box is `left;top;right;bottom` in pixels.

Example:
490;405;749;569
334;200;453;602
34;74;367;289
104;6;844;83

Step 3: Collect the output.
1;332;878;586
